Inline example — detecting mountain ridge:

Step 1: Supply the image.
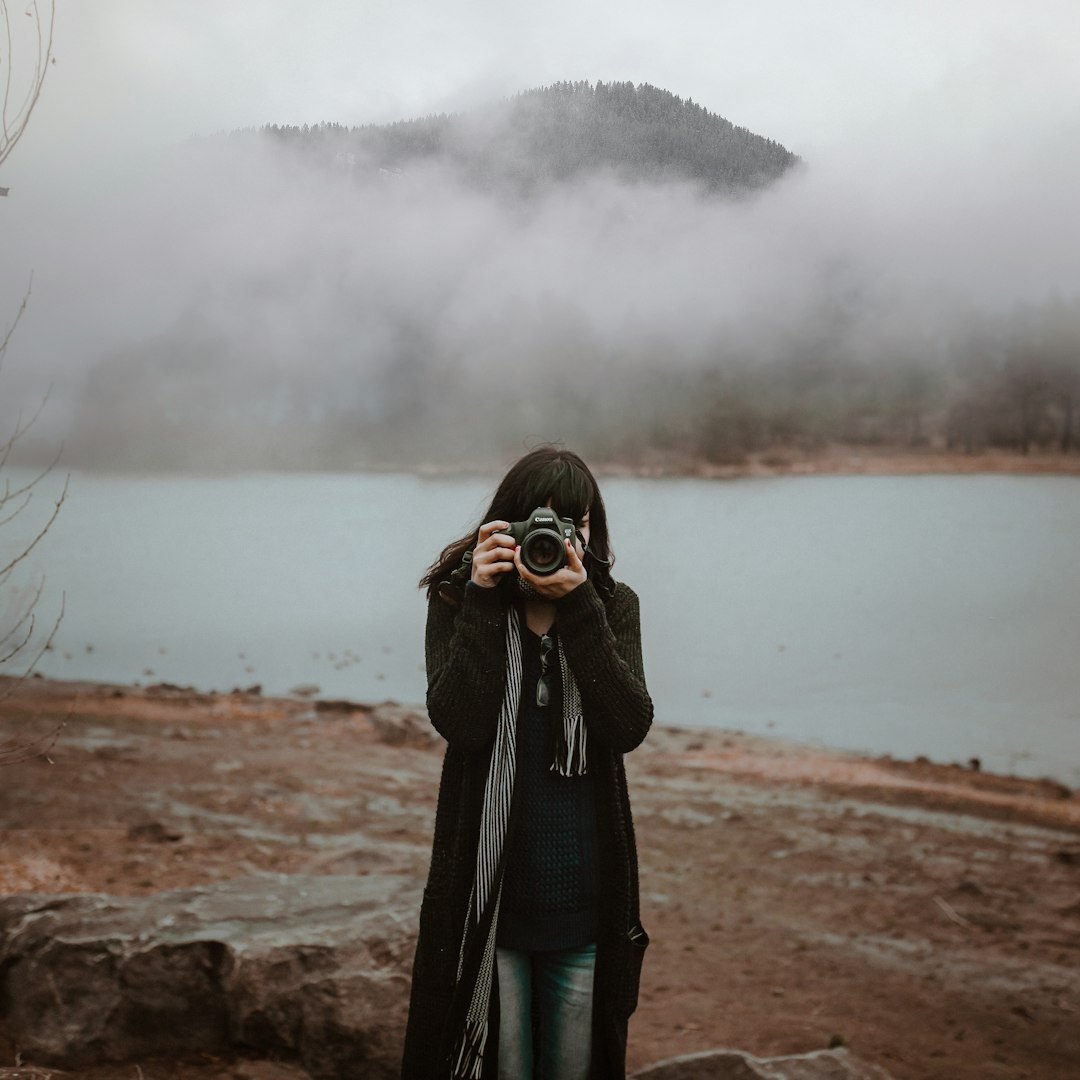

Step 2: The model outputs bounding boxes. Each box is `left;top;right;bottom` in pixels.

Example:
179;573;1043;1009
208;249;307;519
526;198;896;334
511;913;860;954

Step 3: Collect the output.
249;80;801;195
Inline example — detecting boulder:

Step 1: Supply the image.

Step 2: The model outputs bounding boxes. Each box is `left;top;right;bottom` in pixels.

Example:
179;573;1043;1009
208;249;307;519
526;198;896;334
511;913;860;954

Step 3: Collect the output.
632;1047;894;1080
0;873;421;1079
366;702;437;746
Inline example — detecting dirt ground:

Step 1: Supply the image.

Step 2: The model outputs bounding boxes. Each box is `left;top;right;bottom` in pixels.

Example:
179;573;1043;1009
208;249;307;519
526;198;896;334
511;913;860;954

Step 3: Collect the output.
1;677;1078;1080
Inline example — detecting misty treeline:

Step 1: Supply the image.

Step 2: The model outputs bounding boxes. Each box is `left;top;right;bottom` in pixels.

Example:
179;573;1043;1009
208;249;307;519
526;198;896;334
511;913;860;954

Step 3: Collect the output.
650;293;1080;464
244;81;799;195
65;288;1080;472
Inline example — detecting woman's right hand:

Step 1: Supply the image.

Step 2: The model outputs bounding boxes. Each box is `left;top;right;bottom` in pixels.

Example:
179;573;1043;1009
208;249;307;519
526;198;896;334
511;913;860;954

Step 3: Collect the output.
470;520;516;588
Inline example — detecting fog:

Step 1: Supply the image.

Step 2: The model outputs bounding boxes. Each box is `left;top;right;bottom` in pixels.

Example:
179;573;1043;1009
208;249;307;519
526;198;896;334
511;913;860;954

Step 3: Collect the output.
3;2;1080;468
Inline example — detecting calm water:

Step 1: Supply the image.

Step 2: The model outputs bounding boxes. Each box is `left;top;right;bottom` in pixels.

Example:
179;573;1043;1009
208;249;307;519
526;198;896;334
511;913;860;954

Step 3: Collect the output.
10;470;1080;785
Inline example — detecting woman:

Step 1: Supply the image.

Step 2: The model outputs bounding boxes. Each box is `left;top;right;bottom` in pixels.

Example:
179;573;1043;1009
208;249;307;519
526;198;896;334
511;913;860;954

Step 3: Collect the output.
402;446;653;1080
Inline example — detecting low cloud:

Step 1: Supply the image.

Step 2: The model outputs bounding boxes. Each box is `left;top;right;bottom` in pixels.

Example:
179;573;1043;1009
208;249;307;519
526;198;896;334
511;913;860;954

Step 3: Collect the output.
4;89;1080;467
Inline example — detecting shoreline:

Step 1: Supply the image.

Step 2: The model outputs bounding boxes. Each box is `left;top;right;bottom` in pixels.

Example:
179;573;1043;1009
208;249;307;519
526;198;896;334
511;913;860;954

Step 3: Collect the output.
10;446;1080;481
594;446;1080;480
7;673;1079;831
21;672;1080;802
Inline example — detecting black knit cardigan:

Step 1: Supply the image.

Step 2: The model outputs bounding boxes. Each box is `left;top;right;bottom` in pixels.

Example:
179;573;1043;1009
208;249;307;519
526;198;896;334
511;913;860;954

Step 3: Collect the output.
401;577;654;1079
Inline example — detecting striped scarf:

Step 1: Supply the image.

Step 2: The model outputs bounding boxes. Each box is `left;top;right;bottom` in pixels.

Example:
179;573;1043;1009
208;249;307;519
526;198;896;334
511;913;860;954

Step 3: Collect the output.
451;604;587;1078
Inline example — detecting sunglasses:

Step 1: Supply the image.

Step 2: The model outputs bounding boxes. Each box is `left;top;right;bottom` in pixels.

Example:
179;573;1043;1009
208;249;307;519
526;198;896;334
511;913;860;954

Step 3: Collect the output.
536;633;554;708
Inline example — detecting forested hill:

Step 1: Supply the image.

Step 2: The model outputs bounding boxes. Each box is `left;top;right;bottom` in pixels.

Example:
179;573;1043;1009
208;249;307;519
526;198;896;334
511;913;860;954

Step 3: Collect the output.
252;81;800;194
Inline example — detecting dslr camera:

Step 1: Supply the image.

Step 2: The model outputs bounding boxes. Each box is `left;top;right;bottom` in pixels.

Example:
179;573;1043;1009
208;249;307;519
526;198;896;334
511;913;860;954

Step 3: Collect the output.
505;507;576;576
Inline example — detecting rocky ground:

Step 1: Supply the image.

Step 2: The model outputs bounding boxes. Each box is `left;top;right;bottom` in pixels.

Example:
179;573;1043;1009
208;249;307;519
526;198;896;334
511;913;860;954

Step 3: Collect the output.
1;677;1078;1079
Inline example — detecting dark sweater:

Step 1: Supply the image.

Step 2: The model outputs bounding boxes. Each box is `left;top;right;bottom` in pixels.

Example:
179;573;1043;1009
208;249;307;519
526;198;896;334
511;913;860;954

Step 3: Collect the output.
497;627;600;952
401;579;653;1079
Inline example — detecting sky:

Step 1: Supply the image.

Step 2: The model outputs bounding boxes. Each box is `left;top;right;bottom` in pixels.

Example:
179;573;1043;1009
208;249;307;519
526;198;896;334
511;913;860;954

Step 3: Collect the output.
8;0;1076;185
3;0;1080;459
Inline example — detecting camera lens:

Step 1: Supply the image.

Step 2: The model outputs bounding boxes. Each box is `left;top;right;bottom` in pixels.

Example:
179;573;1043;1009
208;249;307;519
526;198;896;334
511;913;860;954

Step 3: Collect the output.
523;533;564;574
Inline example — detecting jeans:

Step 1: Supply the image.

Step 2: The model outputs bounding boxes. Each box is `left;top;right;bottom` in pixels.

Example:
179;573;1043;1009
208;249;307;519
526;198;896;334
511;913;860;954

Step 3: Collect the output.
496;943;596;1080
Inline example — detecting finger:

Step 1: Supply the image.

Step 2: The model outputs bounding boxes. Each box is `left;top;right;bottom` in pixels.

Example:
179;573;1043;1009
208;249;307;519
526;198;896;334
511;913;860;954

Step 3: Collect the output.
564;538;585;573
478;520;510;542
512;545;533;580
477;547;515;567
480;533;517;553
474;537;513;566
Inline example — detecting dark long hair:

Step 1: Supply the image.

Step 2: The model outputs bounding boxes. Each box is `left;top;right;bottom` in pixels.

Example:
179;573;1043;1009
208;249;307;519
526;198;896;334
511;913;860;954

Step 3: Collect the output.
420;446;615;600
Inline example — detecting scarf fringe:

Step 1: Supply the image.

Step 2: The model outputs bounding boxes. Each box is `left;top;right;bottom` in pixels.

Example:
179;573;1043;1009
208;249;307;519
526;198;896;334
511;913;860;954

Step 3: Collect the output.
451;1018;489;1080
551;707;588;776
552;640;587;776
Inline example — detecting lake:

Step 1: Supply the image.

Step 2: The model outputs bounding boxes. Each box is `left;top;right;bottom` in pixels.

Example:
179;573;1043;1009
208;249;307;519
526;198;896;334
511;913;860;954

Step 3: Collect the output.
9;469;1079;786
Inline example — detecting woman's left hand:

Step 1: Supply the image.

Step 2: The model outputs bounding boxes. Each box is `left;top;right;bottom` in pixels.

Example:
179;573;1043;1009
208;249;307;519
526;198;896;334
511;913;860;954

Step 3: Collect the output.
513;538;587;599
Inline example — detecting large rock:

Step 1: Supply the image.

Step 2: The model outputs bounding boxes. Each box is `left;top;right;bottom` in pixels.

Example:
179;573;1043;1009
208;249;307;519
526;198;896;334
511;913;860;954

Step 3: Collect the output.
0;873;421;1079
632;1047;894;1080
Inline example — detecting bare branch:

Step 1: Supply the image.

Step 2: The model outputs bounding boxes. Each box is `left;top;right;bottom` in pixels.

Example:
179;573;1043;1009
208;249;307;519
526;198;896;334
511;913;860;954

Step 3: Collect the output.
0;568;44;643
0;706;67;765
0;570;43;648
0;273;33;371
0;567;43;624
0;430;63;505
0;0;63;767
0;609;66;770
0;589;63;711
0;469;66;578
0;607;33;662
0;484;32;525
0;0;55;174
1;3;13;146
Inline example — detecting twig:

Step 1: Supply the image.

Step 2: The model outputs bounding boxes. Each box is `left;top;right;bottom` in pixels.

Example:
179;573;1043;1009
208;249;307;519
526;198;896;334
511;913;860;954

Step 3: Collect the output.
0;391;58;479
0;471;67;578
0;572;44;648
934;894;974;929
0;0;55;172
0;486;34;525
0;589;64;719
0;273;33;369
0;704;67;766
0;607;34;661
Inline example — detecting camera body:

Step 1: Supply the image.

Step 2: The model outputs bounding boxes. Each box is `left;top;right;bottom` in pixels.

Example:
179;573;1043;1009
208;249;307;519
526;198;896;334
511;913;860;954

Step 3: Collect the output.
505;507;576;576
